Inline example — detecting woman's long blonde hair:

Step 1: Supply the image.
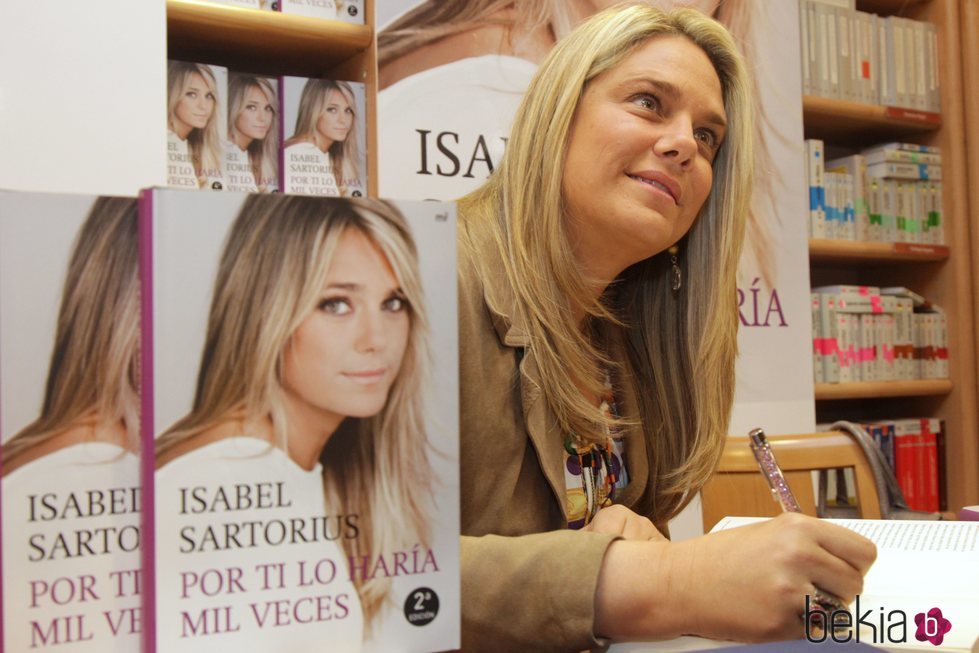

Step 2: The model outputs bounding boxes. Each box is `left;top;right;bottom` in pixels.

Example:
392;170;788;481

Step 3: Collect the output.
285;80;363;195
3;197;140;464
156;195;432;628
167;61;223;188
227;74;280;192
460;5;754;521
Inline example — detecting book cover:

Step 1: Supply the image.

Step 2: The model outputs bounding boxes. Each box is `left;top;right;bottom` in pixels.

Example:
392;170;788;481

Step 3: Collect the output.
209;0;261;7
167;61;229;191
1;191;142;651
280;0;364;23
224;73;280;193
140;190;459;653
281;76;368;197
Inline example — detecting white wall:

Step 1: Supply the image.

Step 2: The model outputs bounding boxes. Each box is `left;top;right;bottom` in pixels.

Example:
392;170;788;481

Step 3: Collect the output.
0;1;167;196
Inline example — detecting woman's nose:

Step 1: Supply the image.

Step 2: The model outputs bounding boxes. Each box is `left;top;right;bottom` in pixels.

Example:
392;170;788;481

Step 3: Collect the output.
355;310;387;352
653;115;697;167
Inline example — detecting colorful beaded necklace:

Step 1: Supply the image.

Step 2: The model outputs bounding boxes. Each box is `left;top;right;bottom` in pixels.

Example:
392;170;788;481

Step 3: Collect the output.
563;372;621;526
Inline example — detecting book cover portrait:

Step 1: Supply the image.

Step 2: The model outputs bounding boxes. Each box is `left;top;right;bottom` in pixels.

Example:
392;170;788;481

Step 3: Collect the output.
0;192;142;651
142;191;459;653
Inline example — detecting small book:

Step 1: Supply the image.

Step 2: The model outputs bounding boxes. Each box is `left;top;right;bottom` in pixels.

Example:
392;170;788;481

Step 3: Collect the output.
279;0;364;24
140;190;460;653
167;61;229;191
224;73;280;193
280;76;368;197
1;191;142;651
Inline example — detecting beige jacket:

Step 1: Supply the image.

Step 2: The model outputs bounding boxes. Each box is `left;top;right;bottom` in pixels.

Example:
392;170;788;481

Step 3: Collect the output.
457;223;660;653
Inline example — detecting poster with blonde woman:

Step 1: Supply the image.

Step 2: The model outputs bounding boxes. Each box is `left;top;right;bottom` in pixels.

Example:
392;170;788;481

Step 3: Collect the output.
281;76;367;197
140;190;459;653
0;192;141;652
224;74;280;193
377;0;815;443
167;61;228;191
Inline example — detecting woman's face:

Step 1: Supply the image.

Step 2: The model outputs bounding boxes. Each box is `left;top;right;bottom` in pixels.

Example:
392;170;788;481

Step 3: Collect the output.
281;228;410;423
315;89;354;147
173;72;216;134
561;35;726;276
235;85;274;143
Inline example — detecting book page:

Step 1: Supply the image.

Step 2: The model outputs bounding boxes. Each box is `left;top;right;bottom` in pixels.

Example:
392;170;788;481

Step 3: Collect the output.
710;517;978;652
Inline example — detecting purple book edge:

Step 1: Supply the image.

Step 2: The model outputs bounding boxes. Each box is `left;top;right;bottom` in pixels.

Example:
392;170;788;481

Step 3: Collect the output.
138;189;157;653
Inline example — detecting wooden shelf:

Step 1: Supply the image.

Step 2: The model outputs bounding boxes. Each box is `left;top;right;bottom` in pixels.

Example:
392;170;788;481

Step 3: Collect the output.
803;95;940;145
167;0;373;78
810;239;950;263
815;379;952;400
857;0;931;17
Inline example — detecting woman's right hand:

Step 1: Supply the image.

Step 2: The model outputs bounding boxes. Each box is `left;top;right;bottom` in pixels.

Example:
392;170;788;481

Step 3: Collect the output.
594;512;877;643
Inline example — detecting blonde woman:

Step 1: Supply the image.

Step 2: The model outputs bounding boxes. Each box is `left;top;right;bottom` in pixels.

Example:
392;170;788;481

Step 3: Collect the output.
284;79;364;196
154;195;432;651
1;196;141;652
224;74;279;192
453;6;875;651
167;61;224;190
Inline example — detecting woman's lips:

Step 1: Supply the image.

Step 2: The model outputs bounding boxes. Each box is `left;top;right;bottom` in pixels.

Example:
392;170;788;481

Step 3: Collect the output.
343;368;387;384
627;171;681;204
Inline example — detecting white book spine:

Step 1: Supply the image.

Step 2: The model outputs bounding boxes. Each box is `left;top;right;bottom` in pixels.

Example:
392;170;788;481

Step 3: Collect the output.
806;139;827;238
928;23;940;112
837;7;853;102
812;293;825;384
938;311;949;378
821;294;841;383
878;16;892;105
801;0;813;96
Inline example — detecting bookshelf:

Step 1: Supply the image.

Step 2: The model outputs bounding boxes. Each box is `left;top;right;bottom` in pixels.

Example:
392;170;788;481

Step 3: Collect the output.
166;0;379;195
803;95;940;145
809;239;949;263
814;379;951;401
807;0;979;511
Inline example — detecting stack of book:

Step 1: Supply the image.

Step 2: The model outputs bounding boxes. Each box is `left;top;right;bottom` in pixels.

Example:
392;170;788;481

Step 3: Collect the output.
800;0;940;112
806;140;943;245
166;61;368;197
811;285;948;384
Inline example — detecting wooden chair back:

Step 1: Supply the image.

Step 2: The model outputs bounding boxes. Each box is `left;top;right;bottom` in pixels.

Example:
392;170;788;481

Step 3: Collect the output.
701;431;882;532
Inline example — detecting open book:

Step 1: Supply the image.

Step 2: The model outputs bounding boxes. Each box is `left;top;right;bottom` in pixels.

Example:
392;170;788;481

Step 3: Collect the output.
611;518;978;652
710;517;979;653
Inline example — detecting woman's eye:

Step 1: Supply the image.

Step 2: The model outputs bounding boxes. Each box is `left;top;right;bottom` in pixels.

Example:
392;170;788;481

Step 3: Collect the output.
694;128;719;153
245;103;257;111
318;298;351;315
264;105;275;115
633;93;659;111
186;91;197;99
206;92;215;101
382;296;407;312
345;107;354;115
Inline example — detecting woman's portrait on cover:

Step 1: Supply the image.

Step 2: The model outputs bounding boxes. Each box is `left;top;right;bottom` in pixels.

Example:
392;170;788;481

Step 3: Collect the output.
153;194;437;651
168;61;225;190
224;74;279;193
284;79;365;197
2;196;140;474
